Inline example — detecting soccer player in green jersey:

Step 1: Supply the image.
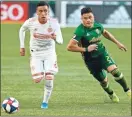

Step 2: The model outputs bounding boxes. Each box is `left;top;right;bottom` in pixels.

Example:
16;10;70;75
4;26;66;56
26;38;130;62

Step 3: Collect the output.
67;7;131;103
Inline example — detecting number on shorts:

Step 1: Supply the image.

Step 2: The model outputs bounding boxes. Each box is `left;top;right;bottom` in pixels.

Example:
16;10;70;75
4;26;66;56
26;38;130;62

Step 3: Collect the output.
106;56;112;64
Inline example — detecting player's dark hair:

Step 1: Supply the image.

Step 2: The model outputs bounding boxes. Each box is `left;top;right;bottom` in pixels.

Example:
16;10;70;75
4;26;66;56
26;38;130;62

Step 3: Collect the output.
81;7;92;15
37;1;49;8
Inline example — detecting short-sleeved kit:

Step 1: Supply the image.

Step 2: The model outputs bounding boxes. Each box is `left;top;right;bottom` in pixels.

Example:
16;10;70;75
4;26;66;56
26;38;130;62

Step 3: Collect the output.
73;22;115;81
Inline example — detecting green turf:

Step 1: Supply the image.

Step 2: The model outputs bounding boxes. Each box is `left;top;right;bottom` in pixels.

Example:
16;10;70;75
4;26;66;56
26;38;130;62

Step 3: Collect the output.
1;24;131;116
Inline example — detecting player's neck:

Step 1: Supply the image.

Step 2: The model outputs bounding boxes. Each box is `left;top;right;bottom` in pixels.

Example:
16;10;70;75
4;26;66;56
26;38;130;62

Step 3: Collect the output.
89;24;94;28
38;18;47;24
85;24;94;28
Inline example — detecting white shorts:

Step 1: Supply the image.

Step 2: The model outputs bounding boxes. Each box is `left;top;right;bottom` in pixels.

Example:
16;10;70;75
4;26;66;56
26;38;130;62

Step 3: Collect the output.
30;55;58;79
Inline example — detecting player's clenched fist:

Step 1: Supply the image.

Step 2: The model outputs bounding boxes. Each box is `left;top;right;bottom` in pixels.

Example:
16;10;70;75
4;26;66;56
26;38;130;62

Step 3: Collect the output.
87;44;98;52
51;33;56;40
20;48;25;56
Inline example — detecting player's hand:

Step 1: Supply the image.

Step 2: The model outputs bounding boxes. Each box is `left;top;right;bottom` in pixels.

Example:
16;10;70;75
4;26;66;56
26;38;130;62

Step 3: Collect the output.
50;33;56;40
20;48;25;56
87;44;98;52
117;43;127;51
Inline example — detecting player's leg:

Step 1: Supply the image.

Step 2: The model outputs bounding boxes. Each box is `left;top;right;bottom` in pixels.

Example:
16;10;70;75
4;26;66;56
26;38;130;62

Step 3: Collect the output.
30;57;44;83
92;70;119;103
92;71;113;95
85;60;119;102
103;52;131;99
41;55;58;109
107;65;131;99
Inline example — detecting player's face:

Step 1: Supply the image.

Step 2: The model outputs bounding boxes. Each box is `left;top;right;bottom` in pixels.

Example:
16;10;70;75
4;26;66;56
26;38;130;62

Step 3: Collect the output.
36;6;49;24
81;12;94;28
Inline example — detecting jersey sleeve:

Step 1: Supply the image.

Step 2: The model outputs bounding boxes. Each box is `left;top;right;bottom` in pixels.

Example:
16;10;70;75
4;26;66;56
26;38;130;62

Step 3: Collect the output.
99;23;104;34
19;19;29;48
54;22;63;44
72;26;83;42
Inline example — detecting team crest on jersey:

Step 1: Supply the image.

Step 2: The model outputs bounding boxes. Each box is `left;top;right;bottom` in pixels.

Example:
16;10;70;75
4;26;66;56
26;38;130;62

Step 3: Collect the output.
86;33;90;36
47;27;53;33
95;29;100;34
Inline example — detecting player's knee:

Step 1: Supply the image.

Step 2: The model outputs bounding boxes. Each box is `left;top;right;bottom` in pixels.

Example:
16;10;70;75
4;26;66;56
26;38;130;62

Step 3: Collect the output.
100;78;108;88
32;72;44;83
111;68;124;80
33;77;43;83
45;73;54;80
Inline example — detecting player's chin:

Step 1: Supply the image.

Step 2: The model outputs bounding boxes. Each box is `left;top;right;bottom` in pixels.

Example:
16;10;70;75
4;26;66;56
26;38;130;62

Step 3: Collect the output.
40;17;46;22
42;17;47;20
84;23;92;28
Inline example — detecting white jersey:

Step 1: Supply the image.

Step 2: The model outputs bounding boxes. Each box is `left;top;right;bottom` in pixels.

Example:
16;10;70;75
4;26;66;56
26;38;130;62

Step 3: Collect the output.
19;17;63;57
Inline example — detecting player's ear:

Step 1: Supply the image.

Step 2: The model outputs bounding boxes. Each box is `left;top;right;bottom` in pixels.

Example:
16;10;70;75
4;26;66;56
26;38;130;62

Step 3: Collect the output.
36;8;39;15
48;9;50;15
81;15;83;20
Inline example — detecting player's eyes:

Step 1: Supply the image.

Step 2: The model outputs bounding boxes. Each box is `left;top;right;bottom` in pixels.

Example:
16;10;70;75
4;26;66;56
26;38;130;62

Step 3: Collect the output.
84;17;88;20
39;10;48;13
39;10;43;12
44;10;48;13
89;16;92;19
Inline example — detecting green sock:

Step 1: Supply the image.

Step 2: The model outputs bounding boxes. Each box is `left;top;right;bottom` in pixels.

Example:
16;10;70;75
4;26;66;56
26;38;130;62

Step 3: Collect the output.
115;77;129;92
111;68;129;92
101;83;113;95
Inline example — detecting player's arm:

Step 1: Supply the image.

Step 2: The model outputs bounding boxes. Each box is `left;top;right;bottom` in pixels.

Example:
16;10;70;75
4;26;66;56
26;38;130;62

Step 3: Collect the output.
67;38;98;52
19;19;29;56
102;29;127;51
52;22;63;44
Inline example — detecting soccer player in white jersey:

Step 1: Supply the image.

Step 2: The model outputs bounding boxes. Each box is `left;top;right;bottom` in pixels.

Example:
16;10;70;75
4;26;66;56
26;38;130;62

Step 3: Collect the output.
19;1;63;109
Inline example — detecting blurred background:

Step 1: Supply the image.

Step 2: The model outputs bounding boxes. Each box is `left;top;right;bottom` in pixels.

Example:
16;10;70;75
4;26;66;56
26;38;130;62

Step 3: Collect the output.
1;1;131;28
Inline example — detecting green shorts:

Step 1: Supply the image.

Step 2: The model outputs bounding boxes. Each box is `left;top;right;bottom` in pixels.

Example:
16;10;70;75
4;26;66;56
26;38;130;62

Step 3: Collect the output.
84;51;115;82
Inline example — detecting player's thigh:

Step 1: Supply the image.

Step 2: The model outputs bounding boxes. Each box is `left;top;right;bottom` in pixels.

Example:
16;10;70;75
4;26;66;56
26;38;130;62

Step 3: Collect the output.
92;70;107;82
30;57;44;80
101;52;117;71
85;58;102;73
44;55;58;75
85;60;106;82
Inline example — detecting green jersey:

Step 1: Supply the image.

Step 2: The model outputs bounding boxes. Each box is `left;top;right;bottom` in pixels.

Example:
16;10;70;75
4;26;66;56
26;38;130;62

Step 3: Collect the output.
73;22;105;59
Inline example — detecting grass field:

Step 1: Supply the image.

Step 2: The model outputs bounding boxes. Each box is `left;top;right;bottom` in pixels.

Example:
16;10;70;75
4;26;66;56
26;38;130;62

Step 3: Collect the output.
1;24;131;116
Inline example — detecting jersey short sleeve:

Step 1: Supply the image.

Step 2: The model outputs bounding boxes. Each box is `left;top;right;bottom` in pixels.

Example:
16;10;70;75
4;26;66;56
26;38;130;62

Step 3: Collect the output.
73;24;84;42
98;23;104;34
54;21;63;44
20;19;30;31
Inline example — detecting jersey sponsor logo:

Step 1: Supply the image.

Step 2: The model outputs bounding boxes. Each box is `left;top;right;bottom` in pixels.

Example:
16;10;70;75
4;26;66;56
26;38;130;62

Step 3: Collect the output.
89;37;101;43
33;33;52;39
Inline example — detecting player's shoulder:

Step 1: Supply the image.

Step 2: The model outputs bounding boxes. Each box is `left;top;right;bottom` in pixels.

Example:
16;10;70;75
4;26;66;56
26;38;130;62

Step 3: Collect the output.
94;22;103;28
76;24;84;29
94;22;104;33
50;18;59;25
28;17;38;22
50;17;58;22
24;17;37;24
50;18;60;29
75;24;85;34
